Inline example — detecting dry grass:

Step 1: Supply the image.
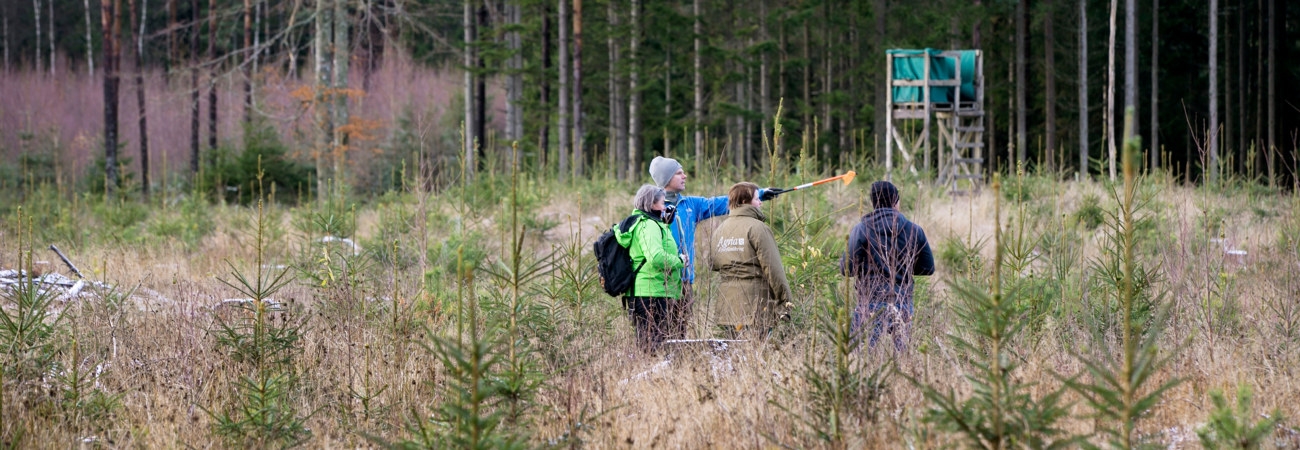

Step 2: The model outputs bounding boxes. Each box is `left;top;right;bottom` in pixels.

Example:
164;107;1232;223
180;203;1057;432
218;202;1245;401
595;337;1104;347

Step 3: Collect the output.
2;172;1299;449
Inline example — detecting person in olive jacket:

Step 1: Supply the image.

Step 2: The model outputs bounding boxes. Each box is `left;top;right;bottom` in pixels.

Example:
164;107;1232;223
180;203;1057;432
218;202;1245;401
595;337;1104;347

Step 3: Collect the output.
840;181;935;352
615;185;688;350
709;182;793;339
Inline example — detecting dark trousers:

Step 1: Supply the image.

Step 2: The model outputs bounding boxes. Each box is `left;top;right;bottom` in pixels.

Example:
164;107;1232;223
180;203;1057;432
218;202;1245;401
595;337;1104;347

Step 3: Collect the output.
625;296;672;351
666;282;694;340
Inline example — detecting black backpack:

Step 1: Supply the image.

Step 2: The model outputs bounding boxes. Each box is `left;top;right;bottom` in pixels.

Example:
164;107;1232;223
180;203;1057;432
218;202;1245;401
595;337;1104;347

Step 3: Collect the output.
594;214;646;297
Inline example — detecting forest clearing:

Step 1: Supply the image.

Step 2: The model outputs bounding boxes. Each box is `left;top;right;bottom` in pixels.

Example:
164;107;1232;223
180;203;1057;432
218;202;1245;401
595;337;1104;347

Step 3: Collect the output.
3;0;1300;447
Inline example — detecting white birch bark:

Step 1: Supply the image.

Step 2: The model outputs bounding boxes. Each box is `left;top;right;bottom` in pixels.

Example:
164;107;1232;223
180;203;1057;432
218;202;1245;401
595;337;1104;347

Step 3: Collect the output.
1107;0;1117;180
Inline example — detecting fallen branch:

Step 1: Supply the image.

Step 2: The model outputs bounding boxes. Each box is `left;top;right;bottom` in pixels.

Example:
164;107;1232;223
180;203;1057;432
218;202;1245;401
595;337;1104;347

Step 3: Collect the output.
49;245;85;279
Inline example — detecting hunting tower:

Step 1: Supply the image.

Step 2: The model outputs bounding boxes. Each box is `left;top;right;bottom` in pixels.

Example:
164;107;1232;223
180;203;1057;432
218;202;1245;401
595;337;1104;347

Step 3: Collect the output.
884;49;985;194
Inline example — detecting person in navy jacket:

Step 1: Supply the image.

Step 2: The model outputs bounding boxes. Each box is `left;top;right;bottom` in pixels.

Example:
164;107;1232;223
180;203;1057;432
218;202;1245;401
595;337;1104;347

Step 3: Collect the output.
840;181;935;352
647;156;781;339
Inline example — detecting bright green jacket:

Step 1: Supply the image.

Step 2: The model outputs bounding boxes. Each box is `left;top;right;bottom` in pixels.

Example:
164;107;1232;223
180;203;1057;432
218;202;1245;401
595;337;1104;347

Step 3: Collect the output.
614;210;684;298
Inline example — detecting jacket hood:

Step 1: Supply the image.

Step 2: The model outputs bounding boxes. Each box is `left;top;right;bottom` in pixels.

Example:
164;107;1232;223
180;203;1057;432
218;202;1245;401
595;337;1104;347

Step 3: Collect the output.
614;209;656;247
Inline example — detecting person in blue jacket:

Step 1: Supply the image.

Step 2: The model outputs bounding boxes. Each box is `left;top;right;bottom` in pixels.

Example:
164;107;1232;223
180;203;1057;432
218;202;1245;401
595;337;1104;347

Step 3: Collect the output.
648;156;782;338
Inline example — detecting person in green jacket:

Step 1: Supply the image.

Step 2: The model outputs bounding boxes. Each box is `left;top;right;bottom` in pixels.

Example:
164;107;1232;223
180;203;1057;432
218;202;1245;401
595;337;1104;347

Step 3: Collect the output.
615;185;687;350
709;182;793;340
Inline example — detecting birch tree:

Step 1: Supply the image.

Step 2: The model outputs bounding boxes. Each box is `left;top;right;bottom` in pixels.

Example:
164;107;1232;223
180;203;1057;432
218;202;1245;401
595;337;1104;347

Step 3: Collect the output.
90;0;98;77
34;0;41;75
1209;0;1218;184
1107;0;1117;179
558;0;569;178
1125;0;1137;144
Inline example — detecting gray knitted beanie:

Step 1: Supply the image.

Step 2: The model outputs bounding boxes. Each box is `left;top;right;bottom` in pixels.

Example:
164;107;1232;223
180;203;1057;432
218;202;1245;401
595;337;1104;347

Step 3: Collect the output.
649;156;682;188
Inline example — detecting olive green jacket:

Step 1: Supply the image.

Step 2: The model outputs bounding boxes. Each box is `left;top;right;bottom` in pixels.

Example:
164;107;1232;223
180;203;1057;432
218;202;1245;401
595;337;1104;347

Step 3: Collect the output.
614;210;685;298
708;205;792;327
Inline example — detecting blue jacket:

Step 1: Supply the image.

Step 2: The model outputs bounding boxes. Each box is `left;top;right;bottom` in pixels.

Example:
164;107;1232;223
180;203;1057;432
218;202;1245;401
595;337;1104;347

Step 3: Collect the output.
665;193;731;283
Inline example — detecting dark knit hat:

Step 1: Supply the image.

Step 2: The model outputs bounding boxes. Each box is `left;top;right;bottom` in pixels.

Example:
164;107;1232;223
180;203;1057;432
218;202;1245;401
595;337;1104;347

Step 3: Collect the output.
870;181;899;209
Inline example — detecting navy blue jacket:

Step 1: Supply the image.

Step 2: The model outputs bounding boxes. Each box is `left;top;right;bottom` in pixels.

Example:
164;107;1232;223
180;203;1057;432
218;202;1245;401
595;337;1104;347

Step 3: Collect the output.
840;208;935;304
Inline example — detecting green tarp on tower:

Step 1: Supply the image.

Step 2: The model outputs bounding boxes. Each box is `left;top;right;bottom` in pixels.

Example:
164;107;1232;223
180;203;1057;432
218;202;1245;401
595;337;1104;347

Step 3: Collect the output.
888;49;977;103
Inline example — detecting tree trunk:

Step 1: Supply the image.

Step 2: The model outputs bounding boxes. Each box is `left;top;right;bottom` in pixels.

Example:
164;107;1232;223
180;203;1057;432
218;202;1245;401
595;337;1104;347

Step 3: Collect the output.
463;0;475;178
207;0;217;152
558;0;569;178
802;21;811;138
315;0;334;193
1225;3;1234;174
1045;0;1057;173
190;0;200;176
166;0;175;81
1237;0;1245;169
244;0;253;124
663;48;670;157
48;0;54;76
540;3;550;169
1209;0;1218;184
628;0;640;178
873;0;885;152
1123;0;1133;141
759;0;769;164
822;0;831;161
474;3;485;166
508;2;522;169
130;0;150;199
101;0;120;195
3;8;8;74
336;0;352;182
1266;0;1274;187
780;11;786;113
1015;0;1027;165
1106;0;1117;180
34;0;41;75
1150;0;1158;171
693;0;702;166
608;0;624;178
572;0;583;177
1079;0;1088;178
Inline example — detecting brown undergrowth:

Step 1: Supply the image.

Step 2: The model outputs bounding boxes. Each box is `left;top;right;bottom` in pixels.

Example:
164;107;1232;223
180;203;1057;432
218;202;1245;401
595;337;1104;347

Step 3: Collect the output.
1;161;1299;448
